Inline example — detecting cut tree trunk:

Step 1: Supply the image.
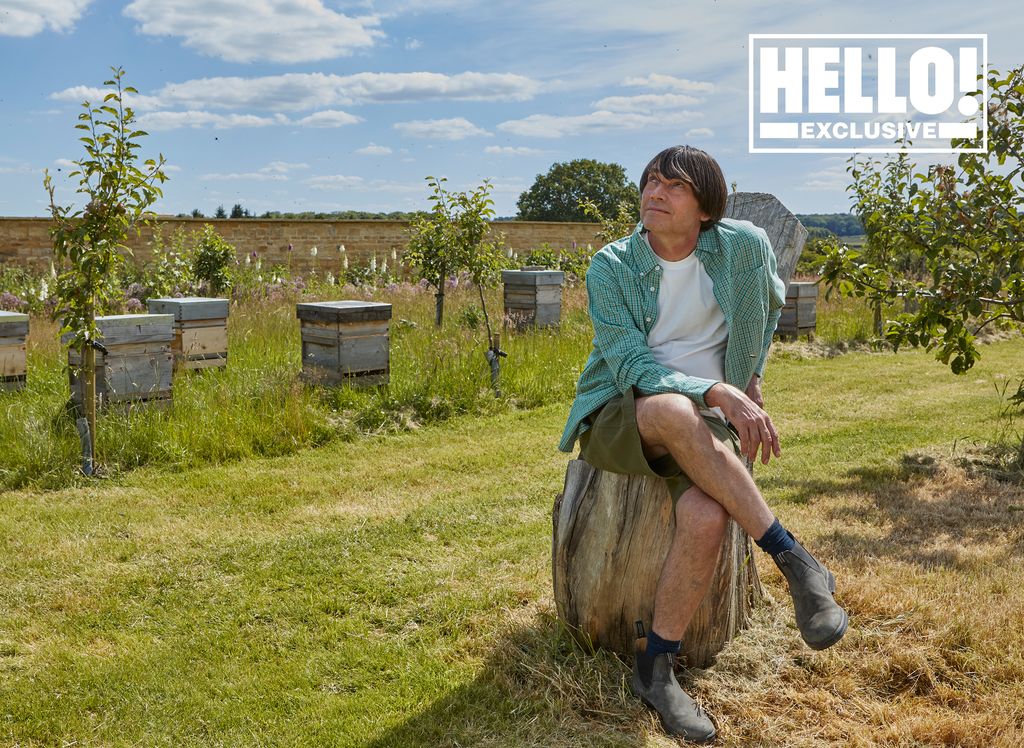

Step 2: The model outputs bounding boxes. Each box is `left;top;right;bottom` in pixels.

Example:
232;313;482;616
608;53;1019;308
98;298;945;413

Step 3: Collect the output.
552;460;763;668
551;193;804;667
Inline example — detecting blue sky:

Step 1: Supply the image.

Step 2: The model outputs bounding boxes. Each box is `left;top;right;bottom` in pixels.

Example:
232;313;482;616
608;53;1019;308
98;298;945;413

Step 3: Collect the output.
0;0;1020;218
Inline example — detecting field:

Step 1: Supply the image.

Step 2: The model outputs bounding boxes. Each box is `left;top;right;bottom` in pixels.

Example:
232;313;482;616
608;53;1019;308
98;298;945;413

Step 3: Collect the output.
1;285;1023;745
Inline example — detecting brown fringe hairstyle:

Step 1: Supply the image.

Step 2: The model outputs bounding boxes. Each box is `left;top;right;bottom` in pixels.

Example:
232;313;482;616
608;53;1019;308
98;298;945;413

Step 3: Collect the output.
639;145;728;231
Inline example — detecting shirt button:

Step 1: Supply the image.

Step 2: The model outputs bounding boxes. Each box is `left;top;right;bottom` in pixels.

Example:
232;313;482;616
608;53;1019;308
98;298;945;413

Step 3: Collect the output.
645;316;652;322
649;286;655;292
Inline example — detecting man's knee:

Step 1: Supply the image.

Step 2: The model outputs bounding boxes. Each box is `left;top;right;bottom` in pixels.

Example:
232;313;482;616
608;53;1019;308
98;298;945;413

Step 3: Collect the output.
674;487;728;543
636;393;705;449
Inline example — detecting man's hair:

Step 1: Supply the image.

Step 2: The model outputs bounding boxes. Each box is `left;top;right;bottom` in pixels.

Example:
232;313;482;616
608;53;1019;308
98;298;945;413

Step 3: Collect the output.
639;146;728;231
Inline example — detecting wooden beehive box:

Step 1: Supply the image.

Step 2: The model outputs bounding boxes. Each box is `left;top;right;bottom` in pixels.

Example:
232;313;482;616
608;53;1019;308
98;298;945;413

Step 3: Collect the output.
777;281;817;340
296;301;392;387
65;314;174;410
147;297;229;371
0;310;29;393
502;268;564;330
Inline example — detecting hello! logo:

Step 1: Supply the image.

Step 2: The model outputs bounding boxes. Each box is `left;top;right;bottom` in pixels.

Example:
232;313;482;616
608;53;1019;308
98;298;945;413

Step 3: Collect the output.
749;34;987;153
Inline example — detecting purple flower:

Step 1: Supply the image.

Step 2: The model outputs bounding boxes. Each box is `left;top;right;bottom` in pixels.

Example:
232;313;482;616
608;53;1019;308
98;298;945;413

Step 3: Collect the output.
445;275;459;290
287;243;293;252
126;298;144;313
0;292;26;312
126;282;146;300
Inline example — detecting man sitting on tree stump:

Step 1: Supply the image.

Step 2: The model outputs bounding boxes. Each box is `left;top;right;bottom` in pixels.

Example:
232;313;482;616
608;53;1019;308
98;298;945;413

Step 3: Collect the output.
558;145;848;743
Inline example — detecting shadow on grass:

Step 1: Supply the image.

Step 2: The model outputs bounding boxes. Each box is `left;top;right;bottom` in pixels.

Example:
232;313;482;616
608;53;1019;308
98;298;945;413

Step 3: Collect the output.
362;607;647;748
769;459;1024;570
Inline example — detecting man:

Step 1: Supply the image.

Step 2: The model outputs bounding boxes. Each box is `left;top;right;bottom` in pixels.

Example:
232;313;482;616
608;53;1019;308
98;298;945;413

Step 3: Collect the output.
558;145;848;743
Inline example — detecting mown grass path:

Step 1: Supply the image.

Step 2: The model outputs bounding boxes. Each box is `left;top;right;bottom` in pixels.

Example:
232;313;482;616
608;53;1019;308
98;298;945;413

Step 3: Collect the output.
2;339;1023;746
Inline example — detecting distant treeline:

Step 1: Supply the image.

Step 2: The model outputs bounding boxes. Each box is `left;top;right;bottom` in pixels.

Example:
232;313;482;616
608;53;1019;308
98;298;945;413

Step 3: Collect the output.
795;213;864;237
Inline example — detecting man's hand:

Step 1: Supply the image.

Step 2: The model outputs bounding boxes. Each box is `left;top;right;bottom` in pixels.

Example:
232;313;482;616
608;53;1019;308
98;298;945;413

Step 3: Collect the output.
705;381;780;465
745;374;764;408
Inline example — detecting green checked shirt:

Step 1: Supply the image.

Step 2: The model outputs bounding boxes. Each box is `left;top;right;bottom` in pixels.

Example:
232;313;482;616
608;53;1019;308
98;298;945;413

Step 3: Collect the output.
558;217;786;453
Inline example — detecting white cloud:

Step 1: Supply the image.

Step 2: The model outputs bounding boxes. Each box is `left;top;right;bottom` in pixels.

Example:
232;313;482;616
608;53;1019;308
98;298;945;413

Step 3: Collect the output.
623;74;715;94
162;164;183;172
405;38;422;50
685;128;714;138
52;71;540;114
49;85;163;110
355;143;393;155
296;110;362;128
122;0;384;64
0;0;91;36
201;172;289;182
53;158;76;168
305;174;365;190
498;110;701;138
484;145;544;155
260;161;309;173
305;175;428;194
593;93;700;112
394;117;490;140
137;110;286;130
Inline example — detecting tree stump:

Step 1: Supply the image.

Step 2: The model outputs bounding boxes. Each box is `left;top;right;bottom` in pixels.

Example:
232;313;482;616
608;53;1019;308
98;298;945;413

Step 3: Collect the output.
552;193;805;667
552;460;763;667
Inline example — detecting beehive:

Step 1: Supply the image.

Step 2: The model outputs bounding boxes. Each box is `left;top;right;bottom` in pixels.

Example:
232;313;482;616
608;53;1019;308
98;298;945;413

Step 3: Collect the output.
0;310;28;393
502;269;564;330
147;297;229;371
66;314;174;409
776;282;817;340
296;301;392;386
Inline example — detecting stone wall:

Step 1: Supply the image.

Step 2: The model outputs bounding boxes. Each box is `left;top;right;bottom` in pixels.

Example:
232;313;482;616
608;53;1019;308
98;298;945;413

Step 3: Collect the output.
0;217;603;271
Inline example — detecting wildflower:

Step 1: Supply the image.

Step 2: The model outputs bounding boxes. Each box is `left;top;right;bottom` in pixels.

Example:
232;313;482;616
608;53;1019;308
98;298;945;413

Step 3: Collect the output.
39;279;48;300
506;247;514;258
572;241;578;250
126;298;144;313
343;256;349;270
587;244;593;251
49;261;57;279
287;243;293;252
245;255;251;265
255;259;262;270
370;256;377;273
326;271;335;286
381;260;388;275
391;248;398;261
310;245;318;257
338;244;346;253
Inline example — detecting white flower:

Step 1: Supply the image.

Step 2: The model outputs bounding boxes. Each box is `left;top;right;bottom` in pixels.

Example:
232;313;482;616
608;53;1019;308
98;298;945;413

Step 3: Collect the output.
587;243;593;251
255;259;262;270
326;271;335;285
343;256;349;269
506;248;514;258
370;256;377;272
49;261;57;279
39;279;48;299
310;246;318;257
338;244;346;253
245;255;251;265
391;248;398;261
381;260;388;275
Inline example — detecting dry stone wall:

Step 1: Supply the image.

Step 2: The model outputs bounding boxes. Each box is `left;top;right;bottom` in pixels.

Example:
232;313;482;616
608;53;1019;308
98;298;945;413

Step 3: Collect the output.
0;217;603;270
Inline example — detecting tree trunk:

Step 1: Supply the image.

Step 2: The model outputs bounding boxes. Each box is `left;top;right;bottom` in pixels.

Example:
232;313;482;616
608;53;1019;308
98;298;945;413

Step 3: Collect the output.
82;341;97;475
552;460;764;668
434;291;445;327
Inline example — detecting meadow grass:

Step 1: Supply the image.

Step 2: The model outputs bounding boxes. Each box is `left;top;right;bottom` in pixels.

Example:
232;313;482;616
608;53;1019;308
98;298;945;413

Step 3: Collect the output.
1;281;1016;492
0;338;1023;746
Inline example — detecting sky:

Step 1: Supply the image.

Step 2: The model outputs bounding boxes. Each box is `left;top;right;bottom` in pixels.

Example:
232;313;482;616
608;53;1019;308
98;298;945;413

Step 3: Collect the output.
0;0;1021;219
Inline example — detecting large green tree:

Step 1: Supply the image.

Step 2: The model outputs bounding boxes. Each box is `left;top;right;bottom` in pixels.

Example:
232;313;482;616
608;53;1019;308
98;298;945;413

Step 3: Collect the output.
516;159;637;222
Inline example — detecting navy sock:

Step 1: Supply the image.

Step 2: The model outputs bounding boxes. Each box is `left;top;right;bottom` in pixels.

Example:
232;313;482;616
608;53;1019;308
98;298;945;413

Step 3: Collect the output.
645;628;681;657
755;517;796;556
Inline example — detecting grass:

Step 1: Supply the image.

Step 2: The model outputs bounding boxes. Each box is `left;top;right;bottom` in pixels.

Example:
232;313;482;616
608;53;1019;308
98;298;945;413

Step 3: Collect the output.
1;337;1024;745
0;281;890;492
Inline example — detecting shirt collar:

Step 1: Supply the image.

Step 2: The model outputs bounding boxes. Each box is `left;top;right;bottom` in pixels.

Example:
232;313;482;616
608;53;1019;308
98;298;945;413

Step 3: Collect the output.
630;221;720;275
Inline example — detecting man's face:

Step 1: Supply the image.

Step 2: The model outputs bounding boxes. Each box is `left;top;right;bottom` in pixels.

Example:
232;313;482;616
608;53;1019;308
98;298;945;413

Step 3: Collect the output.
640;171;710;237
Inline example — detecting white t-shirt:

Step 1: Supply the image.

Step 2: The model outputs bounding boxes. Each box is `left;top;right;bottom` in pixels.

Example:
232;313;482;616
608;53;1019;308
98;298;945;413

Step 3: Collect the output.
645;238;728;422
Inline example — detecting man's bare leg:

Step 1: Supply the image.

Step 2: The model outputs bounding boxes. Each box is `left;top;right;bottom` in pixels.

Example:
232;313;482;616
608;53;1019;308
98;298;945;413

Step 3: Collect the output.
635;391;848;653
635;392;775;539
651;486;728;640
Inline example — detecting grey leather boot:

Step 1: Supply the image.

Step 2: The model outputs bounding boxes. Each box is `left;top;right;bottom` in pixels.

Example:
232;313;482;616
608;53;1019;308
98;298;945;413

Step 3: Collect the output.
631;647;716;743
772;535;849;650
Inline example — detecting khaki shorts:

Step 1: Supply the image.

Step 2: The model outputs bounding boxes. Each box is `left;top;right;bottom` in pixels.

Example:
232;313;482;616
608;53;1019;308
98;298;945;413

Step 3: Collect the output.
578;387;741;503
